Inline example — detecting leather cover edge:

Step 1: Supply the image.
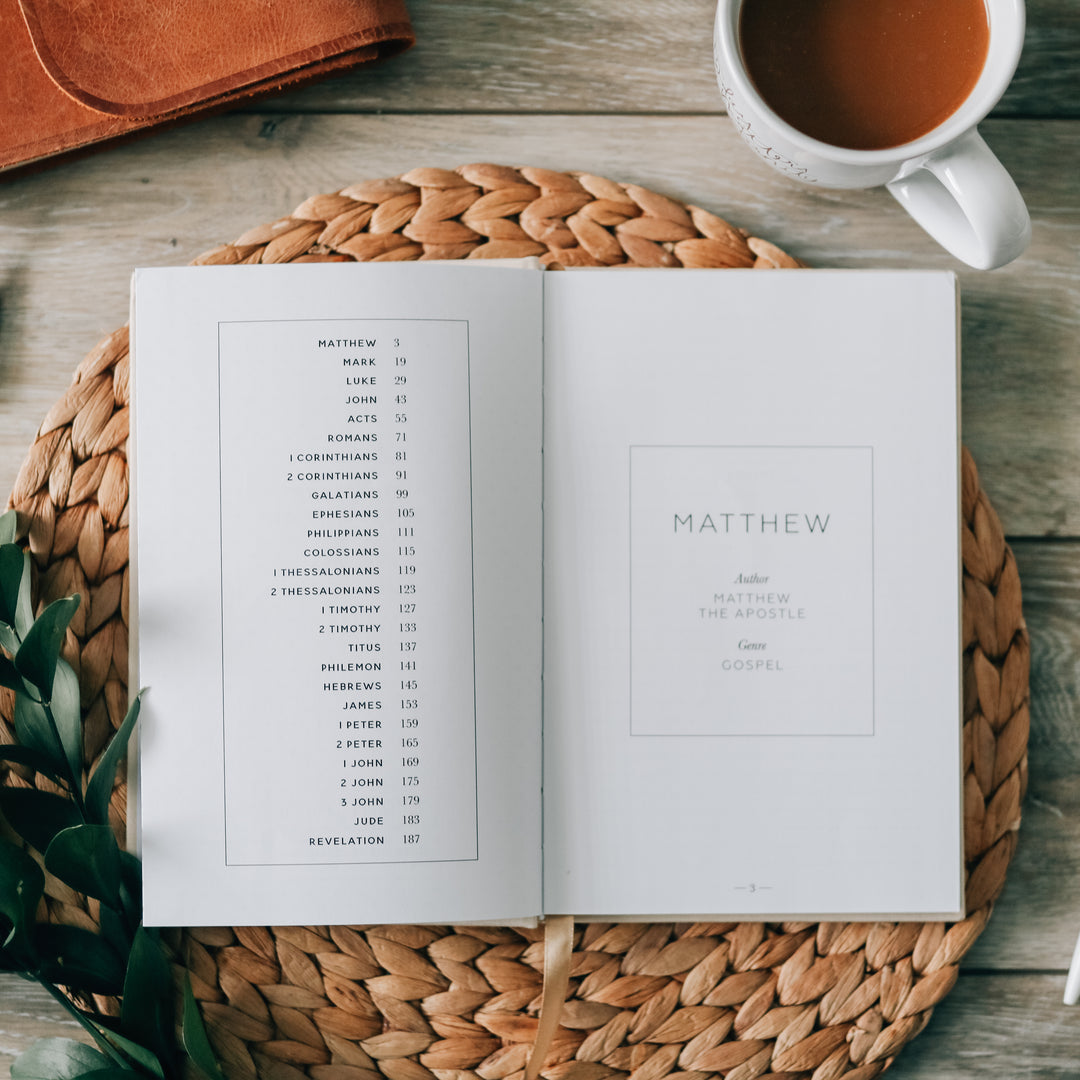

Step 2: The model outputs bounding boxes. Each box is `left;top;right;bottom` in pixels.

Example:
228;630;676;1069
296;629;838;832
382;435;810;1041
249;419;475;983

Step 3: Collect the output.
16;0;413;117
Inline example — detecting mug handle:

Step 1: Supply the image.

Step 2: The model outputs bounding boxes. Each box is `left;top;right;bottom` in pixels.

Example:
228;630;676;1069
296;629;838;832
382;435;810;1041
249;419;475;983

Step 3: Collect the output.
886;129;1031;270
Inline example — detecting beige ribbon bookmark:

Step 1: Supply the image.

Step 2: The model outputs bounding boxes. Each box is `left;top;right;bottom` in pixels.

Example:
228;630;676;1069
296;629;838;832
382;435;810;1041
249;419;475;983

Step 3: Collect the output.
523;915;575;1080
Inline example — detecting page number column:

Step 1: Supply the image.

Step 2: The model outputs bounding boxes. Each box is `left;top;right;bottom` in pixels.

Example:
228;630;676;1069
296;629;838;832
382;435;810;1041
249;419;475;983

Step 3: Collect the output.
393;344;423;846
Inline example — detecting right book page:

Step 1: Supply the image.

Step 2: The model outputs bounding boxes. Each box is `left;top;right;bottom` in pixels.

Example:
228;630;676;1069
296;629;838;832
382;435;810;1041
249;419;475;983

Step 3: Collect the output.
541;269;963;921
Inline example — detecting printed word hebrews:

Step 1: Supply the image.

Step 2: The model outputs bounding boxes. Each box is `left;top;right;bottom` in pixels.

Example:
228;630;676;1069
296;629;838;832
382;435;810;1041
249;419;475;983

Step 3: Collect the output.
674;512;830;534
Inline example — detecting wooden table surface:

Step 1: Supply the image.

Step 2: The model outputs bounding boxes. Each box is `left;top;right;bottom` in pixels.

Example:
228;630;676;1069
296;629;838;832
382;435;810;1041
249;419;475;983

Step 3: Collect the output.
1;1;1078;1075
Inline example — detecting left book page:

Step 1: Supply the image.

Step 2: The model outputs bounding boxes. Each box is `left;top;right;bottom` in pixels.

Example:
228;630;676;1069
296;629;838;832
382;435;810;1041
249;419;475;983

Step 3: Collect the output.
130;263;544;927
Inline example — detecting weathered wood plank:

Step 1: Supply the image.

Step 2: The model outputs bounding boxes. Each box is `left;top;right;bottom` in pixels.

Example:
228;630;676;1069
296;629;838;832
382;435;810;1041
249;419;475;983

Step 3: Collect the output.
0;978;87;1078
1009;0;1080;117
0;114;1075;533
243;0;1080;119
884;973;1078;1079
2;972;1077;1080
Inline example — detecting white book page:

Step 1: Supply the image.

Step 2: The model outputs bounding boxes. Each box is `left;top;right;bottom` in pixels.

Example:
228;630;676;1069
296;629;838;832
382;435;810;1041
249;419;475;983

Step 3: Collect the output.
542;269;962;920
133;263;543;926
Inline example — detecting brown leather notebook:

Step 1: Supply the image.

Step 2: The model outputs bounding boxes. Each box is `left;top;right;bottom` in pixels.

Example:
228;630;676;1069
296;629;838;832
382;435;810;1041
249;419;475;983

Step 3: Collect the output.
1;0;414;174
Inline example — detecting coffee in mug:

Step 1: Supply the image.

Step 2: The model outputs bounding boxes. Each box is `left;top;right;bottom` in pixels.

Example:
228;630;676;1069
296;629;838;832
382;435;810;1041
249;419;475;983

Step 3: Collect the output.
713;0;1031;269
740;0;990;151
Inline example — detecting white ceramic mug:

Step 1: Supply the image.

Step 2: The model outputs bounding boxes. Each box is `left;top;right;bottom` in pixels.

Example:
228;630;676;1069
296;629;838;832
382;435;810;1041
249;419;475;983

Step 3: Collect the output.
713;0;1031;269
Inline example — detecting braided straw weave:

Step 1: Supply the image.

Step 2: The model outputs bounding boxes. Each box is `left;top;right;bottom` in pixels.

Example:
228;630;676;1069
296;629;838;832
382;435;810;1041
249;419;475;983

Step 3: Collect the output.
2;166;1027;1080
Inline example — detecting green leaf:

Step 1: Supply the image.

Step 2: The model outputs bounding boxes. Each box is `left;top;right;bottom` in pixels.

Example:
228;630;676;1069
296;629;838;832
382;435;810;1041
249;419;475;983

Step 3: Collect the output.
118;852;142;926
15;595;80;701
97;903;130;961
119;852;142;905
86;695;141;828
63;1070;143;1080
95;854;142;952
181;974;226;1080
0;744;69;786
0;652;25;692
48;658;84;791
0;787;83;855
0;544;33;638
13;694;70;786
45;826;122;909
0;510;17;546
33;924;127;995
87;1026;164;1079
0;836;44;956
10;1038;114;1080
120;929;176;1073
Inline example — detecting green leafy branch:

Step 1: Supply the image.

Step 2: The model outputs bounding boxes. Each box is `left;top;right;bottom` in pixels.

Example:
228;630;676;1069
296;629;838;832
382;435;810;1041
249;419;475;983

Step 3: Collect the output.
0;510;223;1080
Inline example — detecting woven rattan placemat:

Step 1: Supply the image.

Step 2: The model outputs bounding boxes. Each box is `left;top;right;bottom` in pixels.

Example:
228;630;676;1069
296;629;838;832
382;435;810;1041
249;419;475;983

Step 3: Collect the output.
2;165;1028;1080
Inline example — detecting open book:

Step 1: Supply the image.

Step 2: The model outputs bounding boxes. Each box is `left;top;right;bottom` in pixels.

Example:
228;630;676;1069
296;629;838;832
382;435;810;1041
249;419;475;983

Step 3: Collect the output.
130;263;962;927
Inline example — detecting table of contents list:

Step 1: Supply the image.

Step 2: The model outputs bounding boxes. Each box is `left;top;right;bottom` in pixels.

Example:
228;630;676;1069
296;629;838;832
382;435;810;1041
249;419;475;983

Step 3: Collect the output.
216;318;479;867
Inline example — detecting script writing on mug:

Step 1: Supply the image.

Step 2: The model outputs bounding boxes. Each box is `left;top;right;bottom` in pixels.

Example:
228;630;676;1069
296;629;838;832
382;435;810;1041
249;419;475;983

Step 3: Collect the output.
740;0;991;149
